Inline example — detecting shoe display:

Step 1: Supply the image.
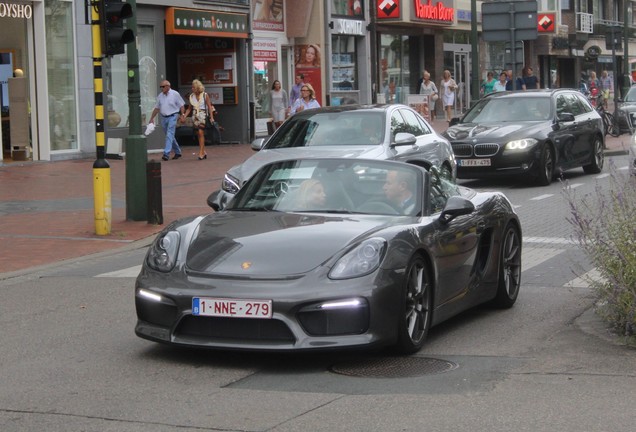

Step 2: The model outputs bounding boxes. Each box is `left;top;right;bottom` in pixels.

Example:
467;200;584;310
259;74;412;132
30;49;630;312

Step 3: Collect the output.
172;153;182;160
162;154;169;161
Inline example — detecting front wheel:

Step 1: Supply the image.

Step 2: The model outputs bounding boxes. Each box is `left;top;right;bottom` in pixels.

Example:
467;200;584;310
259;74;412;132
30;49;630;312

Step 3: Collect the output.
493;223;522;308
395;255;432;354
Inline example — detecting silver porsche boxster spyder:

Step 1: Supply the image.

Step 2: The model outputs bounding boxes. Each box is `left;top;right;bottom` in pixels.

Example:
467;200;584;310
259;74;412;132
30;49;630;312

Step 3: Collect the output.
135;158;522;354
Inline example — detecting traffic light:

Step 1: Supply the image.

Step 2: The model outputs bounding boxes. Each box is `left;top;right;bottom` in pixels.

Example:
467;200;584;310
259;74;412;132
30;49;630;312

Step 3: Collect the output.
99;0;134;57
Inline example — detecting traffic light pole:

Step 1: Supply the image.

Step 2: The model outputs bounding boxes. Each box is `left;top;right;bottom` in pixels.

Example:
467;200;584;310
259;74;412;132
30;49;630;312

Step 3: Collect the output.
124;0;148;221
91;1;112;235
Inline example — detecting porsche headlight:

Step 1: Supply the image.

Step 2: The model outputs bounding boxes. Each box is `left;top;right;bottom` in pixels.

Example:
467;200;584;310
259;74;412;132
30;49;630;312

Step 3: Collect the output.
147;231;181;272
222;173;240;194
505;138;538;151
329;238;387;280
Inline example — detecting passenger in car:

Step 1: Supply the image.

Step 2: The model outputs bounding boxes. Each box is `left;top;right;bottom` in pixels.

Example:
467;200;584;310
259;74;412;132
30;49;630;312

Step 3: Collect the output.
297;179;327;210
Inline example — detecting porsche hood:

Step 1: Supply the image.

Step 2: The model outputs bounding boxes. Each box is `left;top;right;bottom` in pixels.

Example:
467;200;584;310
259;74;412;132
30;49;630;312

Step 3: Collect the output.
184;212;396;276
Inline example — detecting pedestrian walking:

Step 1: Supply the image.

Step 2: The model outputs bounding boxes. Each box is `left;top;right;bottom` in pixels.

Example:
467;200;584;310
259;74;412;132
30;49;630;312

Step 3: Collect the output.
520;66;539;90
600;70;612;109
289;73;304;107
266;80;289;129
148;80;185;161
481;71;496;96
494;71;508;92
290;83;320;114
440;70;457;122
419;70;438;120
183;79;215;160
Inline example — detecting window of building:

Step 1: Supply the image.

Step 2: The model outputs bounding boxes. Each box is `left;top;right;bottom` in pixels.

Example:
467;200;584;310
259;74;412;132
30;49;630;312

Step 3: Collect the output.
379;34;409;104
331;35;357;91
46;0;77;151
332;0;364;17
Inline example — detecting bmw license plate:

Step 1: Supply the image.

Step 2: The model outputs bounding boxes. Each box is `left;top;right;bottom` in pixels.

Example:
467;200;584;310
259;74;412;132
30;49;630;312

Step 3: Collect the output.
459;159;491;167
192;297;272;319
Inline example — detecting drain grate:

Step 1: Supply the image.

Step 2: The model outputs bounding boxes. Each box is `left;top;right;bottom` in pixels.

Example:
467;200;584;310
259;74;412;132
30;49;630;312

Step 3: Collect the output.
329;356;458;378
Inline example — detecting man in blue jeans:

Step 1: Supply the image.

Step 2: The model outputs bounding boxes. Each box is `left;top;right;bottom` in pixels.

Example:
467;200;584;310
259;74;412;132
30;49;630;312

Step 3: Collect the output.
148;80;185;161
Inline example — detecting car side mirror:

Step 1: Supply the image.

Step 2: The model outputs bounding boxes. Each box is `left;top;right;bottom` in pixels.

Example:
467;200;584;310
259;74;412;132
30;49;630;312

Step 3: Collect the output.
207;190;221;211
251;137;267;151
392;132;417;146
557;112;575;122
439;196;474;224
449;117;460;126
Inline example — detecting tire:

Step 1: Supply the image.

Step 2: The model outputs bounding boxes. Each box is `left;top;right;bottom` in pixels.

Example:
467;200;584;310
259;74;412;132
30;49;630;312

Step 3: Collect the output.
493;223;522;308
535;145;554;186
583;135;604;174
605;113;620;137
395;255;432;354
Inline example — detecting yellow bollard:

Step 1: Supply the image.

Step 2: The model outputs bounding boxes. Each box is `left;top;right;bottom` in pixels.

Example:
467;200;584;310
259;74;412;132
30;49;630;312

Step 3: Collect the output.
93;165;112;235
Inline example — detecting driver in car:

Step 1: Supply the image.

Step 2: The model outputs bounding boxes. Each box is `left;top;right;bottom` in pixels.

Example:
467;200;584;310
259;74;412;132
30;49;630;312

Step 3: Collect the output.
383;170;416;214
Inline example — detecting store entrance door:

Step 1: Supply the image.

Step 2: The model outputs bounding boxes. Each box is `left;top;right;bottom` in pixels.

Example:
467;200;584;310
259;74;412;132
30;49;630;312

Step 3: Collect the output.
453;51;470;113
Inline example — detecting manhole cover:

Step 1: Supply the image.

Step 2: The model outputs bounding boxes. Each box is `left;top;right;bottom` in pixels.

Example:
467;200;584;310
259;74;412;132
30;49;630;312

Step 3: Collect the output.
329;356;458;378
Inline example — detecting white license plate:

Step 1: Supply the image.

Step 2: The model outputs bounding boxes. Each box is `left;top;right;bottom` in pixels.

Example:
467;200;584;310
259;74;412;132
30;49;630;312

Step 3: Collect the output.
192;297;272;319
459;158;491;167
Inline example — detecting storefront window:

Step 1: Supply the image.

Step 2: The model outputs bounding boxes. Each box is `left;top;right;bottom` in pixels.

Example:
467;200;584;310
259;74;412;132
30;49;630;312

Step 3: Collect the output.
254;61;278;121
45;0;77;151
332;0;364;17
379;34;409;104
332;35;357;91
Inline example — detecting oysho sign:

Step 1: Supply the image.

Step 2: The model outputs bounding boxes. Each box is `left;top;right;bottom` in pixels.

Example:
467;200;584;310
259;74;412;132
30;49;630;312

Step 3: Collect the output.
0;2;32;19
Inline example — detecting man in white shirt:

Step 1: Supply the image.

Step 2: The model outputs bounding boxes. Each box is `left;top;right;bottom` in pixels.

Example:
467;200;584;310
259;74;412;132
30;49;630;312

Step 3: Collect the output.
149;80;186;161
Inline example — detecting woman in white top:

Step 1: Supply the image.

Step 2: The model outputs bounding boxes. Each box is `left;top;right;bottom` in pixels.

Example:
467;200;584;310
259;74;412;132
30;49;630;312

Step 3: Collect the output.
419;71;438;120
183;79;215;160
290;83;321;114
440;70;458;122
268;80;289;130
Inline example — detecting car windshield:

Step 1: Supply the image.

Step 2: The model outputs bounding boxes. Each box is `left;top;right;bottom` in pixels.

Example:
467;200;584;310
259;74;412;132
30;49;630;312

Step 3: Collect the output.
624;88;636;102
462;96;552;123
227;159;423;216
264;111;386;148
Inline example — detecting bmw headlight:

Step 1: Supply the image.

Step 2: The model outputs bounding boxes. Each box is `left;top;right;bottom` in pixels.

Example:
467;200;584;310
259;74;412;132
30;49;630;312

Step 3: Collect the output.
505;138;538;151
329;238;387;280
147;231;181;272
222;173;240;194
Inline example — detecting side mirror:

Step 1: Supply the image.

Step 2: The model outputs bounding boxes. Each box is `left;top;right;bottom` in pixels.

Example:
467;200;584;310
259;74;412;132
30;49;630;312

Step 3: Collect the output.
207;190;222;211
449;117;460;127
557;112;575;122
251;137;267;151
393;132;417;146
439;196;474;224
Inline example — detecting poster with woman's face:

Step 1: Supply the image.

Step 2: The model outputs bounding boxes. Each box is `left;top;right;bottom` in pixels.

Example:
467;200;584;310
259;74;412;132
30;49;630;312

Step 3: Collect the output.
295;44;321;68
332;0;363;16
252;0;284;31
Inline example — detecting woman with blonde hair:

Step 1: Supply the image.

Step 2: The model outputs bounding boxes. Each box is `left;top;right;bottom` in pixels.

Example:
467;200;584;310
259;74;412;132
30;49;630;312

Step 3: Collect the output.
290;83;320;114
440;70;457;122
297;179;327;209
183;79;215;160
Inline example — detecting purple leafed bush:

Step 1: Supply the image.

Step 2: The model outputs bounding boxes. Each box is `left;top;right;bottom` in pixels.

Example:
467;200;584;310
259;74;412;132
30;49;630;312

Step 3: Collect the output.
563;160;636;340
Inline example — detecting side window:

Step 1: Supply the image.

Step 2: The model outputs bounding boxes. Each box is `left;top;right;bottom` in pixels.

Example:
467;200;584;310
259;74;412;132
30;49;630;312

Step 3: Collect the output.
398;108;426;136
556;95;568;116
565;94;584;116
390;111;409;138
428;171;460;214
574;93;593;113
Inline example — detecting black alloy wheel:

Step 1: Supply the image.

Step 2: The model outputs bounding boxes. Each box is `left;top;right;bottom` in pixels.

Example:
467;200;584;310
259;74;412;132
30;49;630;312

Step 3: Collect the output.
536;145;554;186
583;136;604;174
493;223;522;308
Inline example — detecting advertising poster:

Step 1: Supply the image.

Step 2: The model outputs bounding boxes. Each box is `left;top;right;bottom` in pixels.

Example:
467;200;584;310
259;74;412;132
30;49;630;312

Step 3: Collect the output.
295;44;322;104
407;94;430;121
253;0;284;31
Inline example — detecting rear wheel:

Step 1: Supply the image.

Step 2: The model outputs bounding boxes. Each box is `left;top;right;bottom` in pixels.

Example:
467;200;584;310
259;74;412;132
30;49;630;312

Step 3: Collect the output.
395;255;432;354
493;223;522;308
535;145;554;186
583;136;604;174
605;113;620;137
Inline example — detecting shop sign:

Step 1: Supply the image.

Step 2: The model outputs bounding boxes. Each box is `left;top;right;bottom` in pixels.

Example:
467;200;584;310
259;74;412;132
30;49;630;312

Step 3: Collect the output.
253;38;278;62
585;45;601;59
377;0;400;19
538;12;556;33
333;18;365;35
413;0;454;23
166;7;248;38
0;3;32;19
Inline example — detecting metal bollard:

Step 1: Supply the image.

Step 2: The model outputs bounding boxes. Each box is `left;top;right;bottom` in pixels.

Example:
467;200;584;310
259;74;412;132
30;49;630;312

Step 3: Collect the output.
146;160;163;225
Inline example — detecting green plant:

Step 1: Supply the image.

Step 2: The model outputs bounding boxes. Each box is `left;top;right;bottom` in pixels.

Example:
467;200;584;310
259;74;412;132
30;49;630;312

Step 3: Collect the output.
563;162;636;338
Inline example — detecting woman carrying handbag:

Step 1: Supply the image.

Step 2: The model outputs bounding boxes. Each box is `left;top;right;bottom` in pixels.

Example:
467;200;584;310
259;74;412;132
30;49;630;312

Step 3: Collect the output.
183;79;215;160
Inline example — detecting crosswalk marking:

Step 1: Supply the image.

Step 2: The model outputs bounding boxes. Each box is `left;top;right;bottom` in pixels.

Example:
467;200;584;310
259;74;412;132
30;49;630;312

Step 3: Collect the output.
96;265;141;278
530;194;554;201
563;268;604;288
